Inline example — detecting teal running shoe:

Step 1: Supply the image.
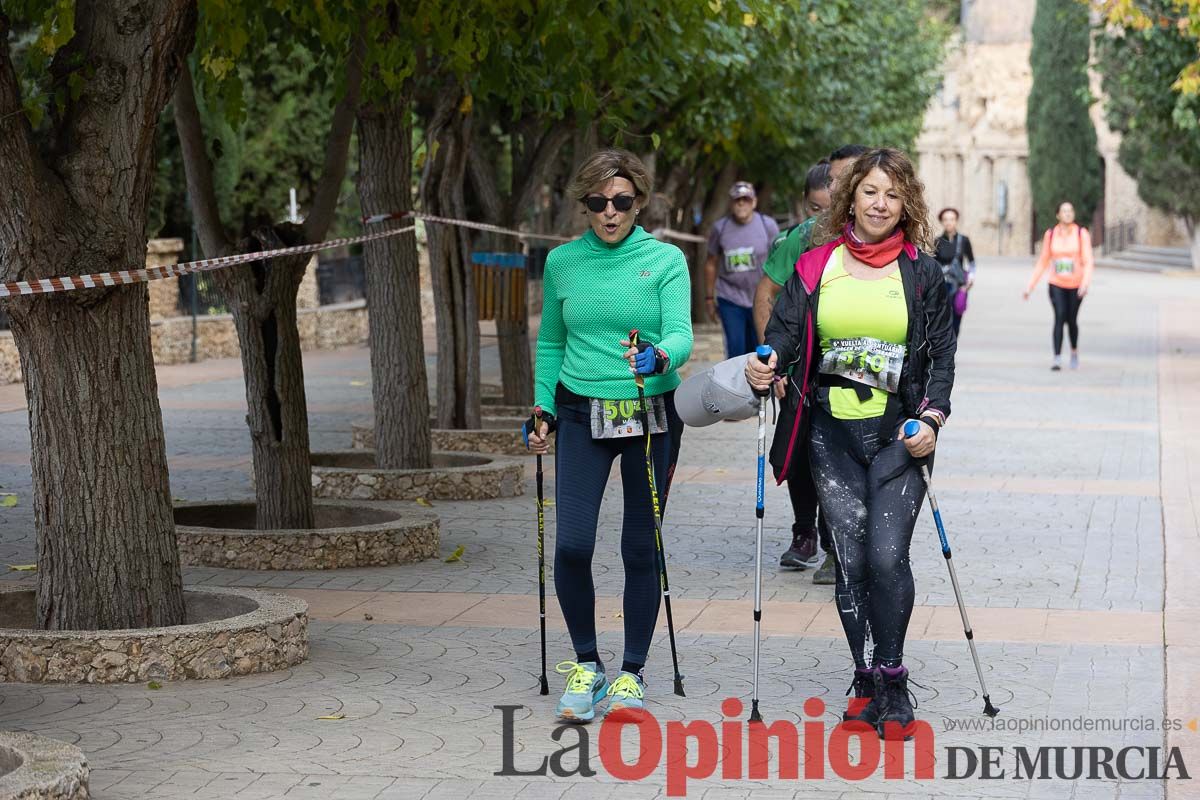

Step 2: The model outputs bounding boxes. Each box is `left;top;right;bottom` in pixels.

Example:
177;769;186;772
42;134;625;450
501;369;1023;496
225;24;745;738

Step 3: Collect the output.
605;671;646;717
555;661;608;723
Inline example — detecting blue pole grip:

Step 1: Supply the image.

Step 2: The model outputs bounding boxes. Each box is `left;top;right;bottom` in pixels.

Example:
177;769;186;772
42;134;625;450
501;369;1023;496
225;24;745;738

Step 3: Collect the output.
756;344;773;362
903;419;921;439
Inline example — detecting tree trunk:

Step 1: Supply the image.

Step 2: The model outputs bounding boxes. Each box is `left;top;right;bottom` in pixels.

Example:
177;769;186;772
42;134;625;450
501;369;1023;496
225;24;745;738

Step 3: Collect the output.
0;1;194;630
172;36;364;530
13;285;184;630
421;90;481;430
1189;218;1199;272
356;96;432;469
213;238;315;530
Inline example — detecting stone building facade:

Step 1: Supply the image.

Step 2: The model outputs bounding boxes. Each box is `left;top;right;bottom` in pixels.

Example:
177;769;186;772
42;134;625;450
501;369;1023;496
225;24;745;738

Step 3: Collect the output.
916;0;1189;256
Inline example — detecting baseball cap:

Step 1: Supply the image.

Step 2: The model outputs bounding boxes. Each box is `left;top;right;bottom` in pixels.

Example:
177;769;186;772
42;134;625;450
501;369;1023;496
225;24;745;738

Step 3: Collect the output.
675;353;762;427
729;181;756;200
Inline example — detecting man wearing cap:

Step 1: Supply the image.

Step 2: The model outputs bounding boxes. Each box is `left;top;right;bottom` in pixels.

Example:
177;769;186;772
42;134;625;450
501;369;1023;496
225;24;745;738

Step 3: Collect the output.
704;181;780;359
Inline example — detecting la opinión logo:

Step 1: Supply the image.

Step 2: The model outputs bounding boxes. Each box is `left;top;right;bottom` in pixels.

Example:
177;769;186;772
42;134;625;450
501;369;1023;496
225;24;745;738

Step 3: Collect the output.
495;697;936;796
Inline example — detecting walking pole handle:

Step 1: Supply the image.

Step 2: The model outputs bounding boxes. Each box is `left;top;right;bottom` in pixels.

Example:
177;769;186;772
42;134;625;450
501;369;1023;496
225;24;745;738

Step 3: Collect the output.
753;344;773;398
903;419;922;439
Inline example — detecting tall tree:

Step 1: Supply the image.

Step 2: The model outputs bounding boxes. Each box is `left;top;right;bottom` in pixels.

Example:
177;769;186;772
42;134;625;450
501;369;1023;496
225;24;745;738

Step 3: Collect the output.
356;69;431;467
175;5;365;529
1098;0;1200;263
0;0;193;630
1027;0;1102;234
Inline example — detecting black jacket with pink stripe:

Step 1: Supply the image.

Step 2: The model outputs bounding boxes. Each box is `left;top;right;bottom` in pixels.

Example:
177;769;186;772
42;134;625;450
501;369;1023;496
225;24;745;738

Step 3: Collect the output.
763;241;957;483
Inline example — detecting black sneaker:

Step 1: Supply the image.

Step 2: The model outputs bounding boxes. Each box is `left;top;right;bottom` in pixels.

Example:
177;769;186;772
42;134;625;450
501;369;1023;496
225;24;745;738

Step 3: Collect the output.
812;553;836;585
779;530;819;569
842;667;877;722
875;666;919;740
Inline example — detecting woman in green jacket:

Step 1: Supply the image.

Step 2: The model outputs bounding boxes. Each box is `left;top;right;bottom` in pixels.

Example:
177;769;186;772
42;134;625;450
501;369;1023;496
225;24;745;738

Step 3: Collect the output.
525;148;693;722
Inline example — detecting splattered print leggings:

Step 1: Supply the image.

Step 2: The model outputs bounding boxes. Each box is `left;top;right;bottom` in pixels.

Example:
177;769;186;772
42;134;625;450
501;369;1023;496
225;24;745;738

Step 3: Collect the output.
808;406;928;669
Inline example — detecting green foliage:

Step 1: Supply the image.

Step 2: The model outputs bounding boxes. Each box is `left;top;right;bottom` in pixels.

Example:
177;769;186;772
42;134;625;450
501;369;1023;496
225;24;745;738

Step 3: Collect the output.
1098;0;1200;224
150;42;361;242
1027;0;1102;234
4;0;82;128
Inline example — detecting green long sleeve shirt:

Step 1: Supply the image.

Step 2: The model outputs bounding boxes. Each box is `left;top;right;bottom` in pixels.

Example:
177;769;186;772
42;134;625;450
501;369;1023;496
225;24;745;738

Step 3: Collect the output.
535;226;693;416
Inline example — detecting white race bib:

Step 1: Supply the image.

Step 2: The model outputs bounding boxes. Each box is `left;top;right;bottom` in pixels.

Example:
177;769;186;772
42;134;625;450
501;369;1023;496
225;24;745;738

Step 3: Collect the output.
819;337;906;394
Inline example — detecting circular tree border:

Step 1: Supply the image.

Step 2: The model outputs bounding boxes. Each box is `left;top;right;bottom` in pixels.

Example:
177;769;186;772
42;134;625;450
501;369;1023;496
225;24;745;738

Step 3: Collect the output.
176;500;440;570
0;586;307;684
0;732;88;800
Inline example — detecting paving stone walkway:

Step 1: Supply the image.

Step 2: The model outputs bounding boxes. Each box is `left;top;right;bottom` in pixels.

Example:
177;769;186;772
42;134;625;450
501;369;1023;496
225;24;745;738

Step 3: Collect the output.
0;257;1198;799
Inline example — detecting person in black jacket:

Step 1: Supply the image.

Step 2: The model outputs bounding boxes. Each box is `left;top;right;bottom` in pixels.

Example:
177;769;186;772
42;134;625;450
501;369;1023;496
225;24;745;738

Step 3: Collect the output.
745;148;956;740
933;208;975;336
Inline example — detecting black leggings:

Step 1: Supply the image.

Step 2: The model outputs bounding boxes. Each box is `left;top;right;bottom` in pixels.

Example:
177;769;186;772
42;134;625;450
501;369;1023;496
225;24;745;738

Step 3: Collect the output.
1049;285;1082;355
553;395;678;669
809;407;926;669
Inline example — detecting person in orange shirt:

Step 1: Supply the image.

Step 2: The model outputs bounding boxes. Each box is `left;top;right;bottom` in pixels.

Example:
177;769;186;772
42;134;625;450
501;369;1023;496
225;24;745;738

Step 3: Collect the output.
1023;201;1094;370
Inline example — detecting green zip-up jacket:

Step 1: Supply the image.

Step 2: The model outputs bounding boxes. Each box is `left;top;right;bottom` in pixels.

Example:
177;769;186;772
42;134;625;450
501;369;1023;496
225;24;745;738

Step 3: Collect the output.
534;226;693;416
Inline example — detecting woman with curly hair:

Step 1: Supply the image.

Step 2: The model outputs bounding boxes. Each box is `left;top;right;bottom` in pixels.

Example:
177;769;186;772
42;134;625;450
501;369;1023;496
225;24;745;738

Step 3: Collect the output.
745;148;956;739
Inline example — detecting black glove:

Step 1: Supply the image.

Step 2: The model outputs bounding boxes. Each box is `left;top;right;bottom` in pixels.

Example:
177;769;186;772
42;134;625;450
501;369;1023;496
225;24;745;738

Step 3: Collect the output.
522;410;557;449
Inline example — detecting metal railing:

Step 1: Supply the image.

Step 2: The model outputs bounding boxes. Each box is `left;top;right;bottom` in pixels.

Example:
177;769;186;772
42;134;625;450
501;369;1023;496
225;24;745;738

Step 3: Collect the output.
1104;220;1137;254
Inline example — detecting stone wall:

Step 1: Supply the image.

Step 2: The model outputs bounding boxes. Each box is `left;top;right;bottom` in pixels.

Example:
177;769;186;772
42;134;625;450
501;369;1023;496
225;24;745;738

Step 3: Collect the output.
917;1;1191;256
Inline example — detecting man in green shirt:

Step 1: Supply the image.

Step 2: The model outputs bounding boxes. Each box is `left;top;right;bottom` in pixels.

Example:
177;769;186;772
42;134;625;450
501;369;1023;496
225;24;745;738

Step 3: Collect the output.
755;144;868;581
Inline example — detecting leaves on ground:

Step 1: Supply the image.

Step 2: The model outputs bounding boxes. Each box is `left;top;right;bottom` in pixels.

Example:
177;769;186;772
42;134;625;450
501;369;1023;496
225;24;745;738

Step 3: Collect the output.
350;380;367;387
415;497;433;508
316;713;345;721
147;681;162;690
444;545;465;563
7;564;36;571
0;494;17;508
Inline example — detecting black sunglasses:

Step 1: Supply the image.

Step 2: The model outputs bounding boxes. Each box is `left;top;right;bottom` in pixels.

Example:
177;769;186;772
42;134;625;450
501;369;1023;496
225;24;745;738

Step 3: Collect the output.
584;194;636;213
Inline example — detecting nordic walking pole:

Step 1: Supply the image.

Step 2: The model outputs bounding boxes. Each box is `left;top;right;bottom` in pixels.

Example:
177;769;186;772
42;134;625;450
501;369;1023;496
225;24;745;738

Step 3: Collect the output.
903;419;1000;717
530;406;550;695
749;344;773;723
629;329;685;697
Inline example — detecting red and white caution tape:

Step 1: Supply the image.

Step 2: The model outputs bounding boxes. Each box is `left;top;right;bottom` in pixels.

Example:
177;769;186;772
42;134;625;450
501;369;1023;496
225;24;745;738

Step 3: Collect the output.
0;224;416;300
363;210;573;243
0;208;581;300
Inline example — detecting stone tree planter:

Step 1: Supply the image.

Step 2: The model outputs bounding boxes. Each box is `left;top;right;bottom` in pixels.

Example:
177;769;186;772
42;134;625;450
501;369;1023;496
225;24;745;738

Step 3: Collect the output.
0;733;88;800
0;586;307;684
175;501;439;570
311;450;523;501
352;416;547;456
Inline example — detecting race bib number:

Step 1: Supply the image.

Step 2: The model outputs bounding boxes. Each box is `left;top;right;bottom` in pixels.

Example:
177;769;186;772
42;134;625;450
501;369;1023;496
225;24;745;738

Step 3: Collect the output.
818;337;906;394
589;396;669;439
724;246;756;273
1053;258;1075;276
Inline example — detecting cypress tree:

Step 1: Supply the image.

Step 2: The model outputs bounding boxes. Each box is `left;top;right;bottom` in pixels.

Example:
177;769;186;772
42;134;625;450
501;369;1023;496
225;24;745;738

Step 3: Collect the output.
1026;0;1103;237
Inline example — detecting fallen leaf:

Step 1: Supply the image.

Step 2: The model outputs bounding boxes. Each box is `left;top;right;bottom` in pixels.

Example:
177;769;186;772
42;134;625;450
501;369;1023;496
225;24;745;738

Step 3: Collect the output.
542;499;554;507
0;495;17;508
7;564;36;572
415;497;433;508
316;713;345;721
363;613;374;621
172;497;186;503
444;545;465;563
350;380;367;387
613;612;624;619
147;681;162;690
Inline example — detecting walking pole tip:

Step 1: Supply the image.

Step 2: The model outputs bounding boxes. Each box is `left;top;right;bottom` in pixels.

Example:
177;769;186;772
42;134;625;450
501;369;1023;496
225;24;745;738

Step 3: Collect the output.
983;696;1000;717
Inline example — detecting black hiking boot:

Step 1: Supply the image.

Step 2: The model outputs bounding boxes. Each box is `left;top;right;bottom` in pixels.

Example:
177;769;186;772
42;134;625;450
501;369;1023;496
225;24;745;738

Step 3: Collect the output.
842;667;878;723
779;528;819;569
875;665;919;740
